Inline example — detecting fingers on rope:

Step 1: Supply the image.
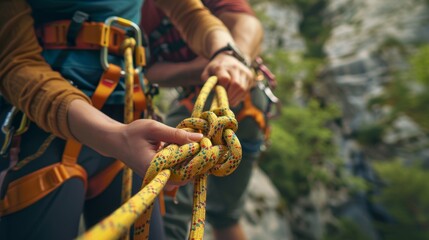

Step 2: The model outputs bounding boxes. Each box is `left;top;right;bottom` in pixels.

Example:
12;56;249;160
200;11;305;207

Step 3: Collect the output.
80;76;242;240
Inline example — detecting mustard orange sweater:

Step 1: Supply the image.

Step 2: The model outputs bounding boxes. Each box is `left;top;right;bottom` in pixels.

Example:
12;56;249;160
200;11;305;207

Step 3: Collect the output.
0;0;227;140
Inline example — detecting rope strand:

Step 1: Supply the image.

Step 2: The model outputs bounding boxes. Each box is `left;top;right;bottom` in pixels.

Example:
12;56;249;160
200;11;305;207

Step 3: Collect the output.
80;76;242;240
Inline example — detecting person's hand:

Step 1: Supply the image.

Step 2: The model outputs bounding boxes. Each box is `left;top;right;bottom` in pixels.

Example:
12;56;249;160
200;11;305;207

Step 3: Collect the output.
109;119;203;180
202;53;254;107
68;100;203;187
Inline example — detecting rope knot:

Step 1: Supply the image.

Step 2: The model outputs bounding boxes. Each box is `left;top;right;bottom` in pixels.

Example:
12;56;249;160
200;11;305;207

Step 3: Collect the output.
144;77;242;185
81;76;243;240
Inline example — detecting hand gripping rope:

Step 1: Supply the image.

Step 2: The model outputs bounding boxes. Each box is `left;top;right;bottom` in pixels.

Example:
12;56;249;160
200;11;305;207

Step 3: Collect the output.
79;76;242;240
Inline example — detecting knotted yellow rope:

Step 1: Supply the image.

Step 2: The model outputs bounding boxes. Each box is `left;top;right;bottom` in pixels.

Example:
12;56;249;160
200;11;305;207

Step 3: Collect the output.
79;76;242;240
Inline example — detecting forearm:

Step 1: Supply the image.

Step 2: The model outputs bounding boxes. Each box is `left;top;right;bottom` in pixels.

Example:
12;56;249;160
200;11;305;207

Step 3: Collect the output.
0;0;91;140
67;99;204;178
219;12;263;60
68;99;124;157
146;58;209;87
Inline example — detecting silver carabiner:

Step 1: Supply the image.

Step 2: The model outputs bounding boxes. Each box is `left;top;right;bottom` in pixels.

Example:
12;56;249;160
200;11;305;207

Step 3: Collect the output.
1;106;30;155
100;16;143;77
2;106;19;135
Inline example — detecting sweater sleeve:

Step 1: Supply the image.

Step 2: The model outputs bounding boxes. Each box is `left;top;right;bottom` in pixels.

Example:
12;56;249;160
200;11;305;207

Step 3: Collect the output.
154;0;230;58
0;0;91;140
203;0;255;17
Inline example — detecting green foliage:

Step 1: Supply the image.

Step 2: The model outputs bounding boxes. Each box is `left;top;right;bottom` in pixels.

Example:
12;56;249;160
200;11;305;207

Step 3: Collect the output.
373;160;429;239
411;45;429;85
263;50;322;103
259;49;342;202
384;44;429;132
354;124;385;146
267;0;331;57
260;100;340;202
324;218;372;240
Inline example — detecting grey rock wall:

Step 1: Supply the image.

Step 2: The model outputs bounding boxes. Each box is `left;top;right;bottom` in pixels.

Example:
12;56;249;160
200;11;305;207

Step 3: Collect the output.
323;0;429;136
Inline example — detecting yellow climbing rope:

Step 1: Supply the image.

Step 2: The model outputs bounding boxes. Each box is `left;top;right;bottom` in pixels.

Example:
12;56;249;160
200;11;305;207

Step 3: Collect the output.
120;38;136;240
79;76;242;240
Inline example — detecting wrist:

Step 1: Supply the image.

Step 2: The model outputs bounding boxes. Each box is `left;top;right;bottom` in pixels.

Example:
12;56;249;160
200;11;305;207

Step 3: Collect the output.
209;43;251;67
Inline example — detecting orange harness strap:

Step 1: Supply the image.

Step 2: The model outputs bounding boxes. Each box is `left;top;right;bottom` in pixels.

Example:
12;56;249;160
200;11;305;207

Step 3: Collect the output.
86;160;125;199
179;92;196;113
39;20;124;54
236;93;267;131
38;20;146;67
0;163;87;216
0;65;147;216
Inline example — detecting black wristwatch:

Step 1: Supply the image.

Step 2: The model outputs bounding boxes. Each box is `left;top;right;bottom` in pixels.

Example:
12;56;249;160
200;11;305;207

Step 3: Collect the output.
209;43;250;67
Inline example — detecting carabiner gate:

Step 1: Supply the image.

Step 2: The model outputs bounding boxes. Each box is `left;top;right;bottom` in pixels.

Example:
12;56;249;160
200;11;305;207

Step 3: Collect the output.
100;16;143;77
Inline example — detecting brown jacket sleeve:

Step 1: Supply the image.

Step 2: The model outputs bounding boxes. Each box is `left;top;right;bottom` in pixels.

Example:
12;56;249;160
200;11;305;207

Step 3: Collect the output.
155;0;229;58
0;0;91;140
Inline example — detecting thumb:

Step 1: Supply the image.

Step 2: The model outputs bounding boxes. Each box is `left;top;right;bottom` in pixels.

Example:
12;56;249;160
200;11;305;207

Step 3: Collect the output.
152;122;203;145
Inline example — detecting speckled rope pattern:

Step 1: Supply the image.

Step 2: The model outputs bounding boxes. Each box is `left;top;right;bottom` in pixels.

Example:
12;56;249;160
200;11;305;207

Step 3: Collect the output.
79;76;242;240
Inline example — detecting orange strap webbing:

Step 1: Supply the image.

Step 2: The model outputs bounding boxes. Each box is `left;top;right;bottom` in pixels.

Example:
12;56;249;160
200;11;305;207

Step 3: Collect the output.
37;20;146;66
0;163;87;216
236;93;266;131
86;160;125;200
179;92;196;113
0;64;146;216
39;20;124;54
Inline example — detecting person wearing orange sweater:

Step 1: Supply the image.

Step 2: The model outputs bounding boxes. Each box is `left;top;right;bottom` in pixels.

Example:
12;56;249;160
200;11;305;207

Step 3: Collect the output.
0;0;254;239
140;1;266;239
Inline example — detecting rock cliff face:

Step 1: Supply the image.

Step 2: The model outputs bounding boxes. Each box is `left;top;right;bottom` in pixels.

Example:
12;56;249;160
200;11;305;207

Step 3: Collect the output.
323;0;429;134
259;3;305;53
203;167;293;240
320;0;429;238
241;167;293;240
321;0;429;176
240;0;429;239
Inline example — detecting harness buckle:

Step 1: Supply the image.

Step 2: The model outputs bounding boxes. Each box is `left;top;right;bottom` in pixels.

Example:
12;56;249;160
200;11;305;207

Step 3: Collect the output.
100;16;143;77
67;11;90;46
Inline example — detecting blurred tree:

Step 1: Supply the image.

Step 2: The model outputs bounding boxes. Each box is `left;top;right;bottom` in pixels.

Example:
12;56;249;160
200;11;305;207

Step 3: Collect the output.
373;160;429;240
384;45;429;132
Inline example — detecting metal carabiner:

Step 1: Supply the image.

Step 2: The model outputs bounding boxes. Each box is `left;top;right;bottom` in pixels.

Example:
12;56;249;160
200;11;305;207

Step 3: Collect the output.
253;57;282;120
2;106;29;136
0;126;16;156
0;106;29;155
2;106;19;135
100;16;143;77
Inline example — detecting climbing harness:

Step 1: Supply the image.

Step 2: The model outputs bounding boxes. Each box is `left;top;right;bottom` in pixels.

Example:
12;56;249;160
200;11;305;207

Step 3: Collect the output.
0;15;148;220
79;76;242;240
0;10;259;239
144;8;281;147
252;57;281;149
